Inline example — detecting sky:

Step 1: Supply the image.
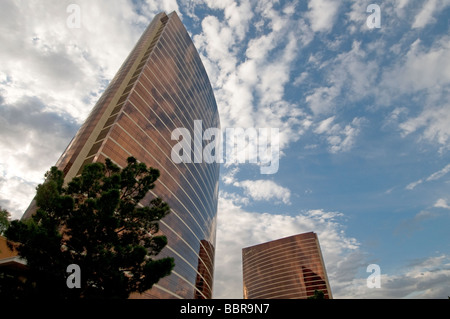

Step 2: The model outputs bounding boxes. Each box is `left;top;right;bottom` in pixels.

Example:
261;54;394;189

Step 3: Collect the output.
0;0;449;299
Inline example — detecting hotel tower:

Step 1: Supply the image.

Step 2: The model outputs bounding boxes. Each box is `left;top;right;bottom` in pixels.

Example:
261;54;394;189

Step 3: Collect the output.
23;11;220;299
242;232;332;299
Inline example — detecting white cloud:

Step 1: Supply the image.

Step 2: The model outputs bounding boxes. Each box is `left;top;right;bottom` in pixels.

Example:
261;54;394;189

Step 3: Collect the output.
434;198;450;209
305;85;340;115
412;0;450;29
397;0;412;10
194;1;310;157
293;72;309;86
406;163;450;190
307;0;341;33
310;4;450;153
380;35;450;150
202;0;234;10
406;179;423;190
222;167;240;185
306;41;378;116
383;107;409;129
0;176;38;220
219;190;250;207
384;38;450;94
314;116;337;134
223;0;254;41
399;103;450;152
233;180;292;205
328;119;363;153
346;0;366;25
196;15;238;81
136;0;181;21
426;163;450;181
314;117;365;154
0;0;156;120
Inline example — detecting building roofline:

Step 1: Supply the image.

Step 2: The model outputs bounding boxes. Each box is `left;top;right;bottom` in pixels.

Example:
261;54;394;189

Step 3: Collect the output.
242;232;317;250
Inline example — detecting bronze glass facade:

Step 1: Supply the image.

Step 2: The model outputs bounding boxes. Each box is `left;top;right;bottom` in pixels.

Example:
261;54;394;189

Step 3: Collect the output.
23;11;220;299
242;232;332;299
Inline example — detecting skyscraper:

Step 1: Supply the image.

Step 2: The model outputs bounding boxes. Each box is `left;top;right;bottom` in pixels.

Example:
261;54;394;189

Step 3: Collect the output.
23;11;220;299
242;232;332;299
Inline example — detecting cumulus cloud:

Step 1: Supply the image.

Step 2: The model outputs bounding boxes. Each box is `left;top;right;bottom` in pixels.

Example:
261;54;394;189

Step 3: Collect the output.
400;105;450;152
194;0;311;154
0;1;149;120
221;167;240;185
141;0;180;17
406;179;423;190
233;179;292;205
306;0;340;33
293;72;309;86
306;40;378;116
383;37;450;94
305;85;341;116
314;116;337;134
412;0;450;29
222;167;292;205
434;198;450;209
303;8;450;154
313;117;365;154
381;36;450;150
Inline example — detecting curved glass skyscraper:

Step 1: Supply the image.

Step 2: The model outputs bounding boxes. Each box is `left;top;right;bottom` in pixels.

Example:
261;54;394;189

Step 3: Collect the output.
242;232;332;299
23;11;220;299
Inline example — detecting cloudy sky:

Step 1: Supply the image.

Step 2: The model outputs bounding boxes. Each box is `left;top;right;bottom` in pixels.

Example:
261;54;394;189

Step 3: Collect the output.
1;0;450;299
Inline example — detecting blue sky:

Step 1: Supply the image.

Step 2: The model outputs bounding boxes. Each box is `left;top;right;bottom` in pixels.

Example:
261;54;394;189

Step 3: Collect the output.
0;0;449;298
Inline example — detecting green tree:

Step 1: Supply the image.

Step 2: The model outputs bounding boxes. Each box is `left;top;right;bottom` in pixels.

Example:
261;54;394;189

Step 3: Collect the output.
4;157;174;299
308;290;325;299
0;208;10;235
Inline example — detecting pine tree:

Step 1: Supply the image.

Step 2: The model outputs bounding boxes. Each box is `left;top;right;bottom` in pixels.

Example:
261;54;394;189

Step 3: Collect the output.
3;157;174;299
